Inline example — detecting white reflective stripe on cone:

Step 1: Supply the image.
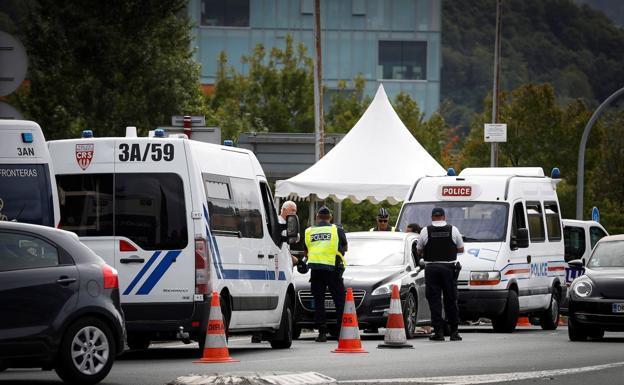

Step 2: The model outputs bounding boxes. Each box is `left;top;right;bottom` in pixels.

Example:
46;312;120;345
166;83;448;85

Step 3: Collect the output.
339;326;361;340
205;333;227;347
384;328;407;344
389;299;402;313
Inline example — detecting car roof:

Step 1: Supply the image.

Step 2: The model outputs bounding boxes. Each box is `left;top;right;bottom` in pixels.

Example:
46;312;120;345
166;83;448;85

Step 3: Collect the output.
0;221;79;242
596;234;624;242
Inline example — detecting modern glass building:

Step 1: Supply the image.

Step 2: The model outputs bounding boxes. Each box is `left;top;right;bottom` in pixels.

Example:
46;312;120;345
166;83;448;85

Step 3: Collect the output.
188;0;441;116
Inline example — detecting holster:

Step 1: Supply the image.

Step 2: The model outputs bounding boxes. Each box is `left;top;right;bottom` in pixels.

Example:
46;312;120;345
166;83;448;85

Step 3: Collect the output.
453;261;462;281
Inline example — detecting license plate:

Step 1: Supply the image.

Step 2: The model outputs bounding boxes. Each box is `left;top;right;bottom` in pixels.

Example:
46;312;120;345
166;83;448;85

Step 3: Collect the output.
613;303;624;314
325;299;335;309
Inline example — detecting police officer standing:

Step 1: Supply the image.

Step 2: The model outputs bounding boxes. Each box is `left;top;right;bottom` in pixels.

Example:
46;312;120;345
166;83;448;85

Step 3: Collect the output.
304;206;348;342
370;208;396;231
417;207;464;341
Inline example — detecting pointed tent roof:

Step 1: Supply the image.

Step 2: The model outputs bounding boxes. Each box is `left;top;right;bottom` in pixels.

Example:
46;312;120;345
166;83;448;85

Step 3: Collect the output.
275;84;445;204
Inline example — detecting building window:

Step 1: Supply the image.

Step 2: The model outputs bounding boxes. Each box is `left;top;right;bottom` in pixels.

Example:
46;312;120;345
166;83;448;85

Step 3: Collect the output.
378;41;427;80
201;0;249;27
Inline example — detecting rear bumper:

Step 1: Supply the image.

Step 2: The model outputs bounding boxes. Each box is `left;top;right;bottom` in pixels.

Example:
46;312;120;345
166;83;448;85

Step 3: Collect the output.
458;289;509;319
123;300;208;339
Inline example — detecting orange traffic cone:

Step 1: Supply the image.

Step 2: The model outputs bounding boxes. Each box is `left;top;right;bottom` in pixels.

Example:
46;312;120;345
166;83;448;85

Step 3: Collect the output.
332;288;367;353
516;316;531;327
378;285;413;349
194;292;238;363
559;315;568;326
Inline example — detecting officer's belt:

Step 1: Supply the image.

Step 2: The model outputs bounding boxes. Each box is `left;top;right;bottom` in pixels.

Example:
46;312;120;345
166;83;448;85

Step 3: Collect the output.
424;260;457;265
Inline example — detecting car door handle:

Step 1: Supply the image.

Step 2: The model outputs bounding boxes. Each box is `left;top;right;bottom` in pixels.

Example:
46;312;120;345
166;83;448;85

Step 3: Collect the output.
120;257;145;264
257;254;265;259
268;254;275;259
57;276;77;285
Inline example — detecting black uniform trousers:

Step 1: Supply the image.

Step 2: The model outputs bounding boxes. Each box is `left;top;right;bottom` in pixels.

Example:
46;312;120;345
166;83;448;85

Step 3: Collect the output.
310;268;345;331
425;263;459;331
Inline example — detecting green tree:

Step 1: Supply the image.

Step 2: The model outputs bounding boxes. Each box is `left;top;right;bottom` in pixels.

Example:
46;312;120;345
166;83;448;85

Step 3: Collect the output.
14;0;204;139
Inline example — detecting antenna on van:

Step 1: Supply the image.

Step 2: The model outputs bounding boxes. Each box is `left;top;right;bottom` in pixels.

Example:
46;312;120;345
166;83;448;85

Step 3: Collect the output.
125;126;138;138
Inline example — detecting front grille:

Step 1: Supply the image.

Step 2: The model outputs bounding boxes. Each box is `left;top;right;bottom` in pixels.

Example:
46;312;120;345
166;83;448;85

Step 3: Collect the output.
298;289;366;312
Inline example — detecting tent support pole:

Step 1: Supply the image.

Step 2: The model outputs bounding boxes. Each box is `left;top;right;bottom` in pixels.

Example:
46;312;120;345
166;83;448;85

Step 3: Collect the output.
334;201;342;225
309;194;316;226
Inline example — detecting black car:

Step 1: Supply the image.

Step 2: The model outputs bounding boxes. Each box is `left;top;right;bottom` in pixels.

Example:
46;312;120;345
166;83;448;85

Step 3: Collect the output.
0;222;125;384
567;234;624;341
294;231;431;338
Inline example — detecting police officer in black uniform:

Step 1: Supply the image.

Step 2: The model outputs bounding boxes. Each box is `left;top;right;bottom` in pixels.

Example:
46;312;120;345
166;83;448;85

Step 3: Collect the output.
417;207;464;341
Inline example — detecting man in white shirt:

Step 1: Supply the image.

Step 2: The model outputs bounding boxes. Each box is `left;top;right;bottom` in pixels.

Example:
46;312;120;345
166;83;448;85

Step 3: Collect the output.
279;200;299;266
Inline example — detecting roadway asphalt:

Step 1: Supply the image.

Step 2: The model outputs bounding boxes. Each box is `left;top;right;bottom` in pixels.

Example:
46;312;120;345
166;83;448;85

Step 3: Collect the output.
2;326;623;385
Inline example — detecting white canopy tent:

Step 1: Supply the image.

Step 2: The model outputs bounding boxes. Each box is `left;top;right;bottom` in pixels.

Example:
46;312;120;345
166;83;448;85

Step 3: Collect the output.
275;84;446;205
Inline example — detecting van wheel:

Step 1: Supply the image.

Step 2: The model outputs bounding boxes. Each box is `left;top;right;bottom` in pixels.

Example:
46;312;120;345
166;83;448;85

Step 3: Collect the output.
492;290;519;333
403;292;418;339
55;317;115;385
539;291;560;330
127;334;151;350
568;318;588;341
292;325;302;340
271;296;293;349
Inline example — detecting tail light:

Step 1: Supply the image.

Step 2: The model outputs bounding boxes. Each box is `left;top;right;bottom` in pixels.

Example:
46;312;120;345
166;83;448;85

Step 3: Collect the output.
102;264;119;289
195;237;210;294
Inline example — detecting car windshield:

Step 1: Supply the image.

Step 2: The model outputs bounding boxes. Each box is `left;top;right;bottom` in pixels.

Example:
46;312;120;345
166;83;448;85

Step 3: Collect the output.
345;238;405;266
398;202;508;242
587;241;624;268
0;164;54;226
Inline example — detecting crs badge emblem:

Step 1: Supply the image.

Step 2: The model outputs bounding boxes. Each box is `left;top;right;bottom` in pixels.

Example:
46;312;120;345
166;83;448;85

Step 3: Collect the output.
75;144;94;170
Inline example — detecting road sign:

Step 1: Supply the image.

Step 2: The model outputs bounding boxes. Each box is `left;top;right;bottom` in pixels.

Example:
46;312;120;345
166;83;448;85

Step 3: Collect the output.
484;123;507;142
592;206;600;222
0;31;28;97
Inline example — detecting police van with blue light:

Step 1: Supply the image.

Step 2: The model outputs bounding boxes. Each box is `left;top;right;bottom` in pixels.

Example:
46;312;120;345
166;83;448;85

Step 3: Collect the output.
0;120;60;227
48;127;299;350
397;167;566;332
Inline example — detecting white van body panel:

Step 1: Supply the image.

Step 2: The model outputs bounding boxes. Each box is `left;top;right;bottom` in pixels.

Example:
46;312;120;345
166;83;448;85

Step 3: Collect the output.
0;120;59;227
399;167;566;319
49;135;292;338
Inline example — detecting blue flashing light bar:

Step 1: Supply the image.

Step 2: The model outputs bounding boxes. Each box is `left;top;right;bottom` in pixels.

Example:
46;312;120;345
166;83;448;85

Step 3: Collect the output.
21;133;34;143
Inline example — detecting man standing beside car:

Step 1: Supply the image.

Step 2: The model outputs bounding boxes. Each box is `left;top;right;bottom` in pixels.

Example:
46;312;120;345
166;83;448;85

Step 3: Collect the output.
304;205;348;342
417;207;464;341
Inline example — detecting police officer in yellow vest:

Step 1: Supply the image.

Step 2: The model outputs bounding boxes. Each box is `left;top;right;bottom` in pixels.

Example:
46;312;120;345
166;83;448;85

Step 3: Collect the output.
304;205;348;342
370;207;396;232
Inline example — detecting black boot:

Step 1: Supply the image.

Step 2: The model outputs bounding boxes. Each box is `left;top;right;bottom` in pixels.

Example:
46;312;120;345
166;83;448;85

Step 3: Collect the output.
315;328;327;342
429;329;445;341
450;326;462;341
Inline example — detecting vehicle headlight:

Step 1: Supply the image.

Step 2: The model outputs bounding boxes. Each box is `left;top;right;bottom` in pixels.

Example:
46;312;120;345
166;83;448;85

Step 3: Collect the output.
469;271;501;286
372;279;402;296
572;279;593;298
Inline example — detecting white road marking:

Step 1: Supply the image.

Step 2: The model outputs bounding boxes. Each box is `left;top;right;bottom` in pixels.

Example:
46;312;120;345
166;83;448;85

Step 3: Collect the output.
339;361;624;384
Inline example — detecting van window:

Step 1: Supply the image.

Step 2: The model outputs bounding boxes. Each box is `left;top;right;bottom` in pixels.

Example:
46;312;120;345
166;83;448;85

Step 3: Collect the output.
510;201;526;241
526;202;545;242
115;174;187;250
259;181;281;245
590;226;607;249
0;164;54;227
564;226;585;262
544;201;562;241
204;175;263;239
57;174;114;236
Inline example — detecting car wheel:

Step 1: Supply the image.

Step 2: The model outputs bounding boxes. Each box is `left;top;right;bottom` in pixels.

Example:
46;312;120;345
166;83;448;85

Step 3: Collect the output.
402;292;418;339
271;295;293;349
492;290;519;333
539;291;560;330
126;334;151;350
55;317;115;385
292;325;302;340
568;318;588;341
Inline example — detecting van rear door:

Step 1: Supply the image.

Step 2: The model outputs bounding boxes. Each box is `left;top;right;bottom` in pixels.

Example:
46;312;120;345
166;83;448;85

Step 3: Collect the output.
113;139;194;319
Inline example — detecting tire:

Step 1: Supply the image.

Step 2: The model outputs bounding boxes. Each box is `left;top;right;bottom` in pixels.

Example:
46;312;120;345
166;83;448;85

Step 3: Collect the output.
568;318;588;341
492;290;519;333
539;291;560;330
271;296;293;349
292;325;302;340
402;292;418;339
55;317;115;385
126;334;151;351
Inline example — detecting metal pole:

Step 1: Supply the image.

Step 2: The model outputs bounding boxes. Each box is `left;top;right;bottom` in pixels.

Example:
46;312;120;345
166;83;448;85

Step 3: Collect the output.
490;0;502;167
313;0;324;161
576;86;624;219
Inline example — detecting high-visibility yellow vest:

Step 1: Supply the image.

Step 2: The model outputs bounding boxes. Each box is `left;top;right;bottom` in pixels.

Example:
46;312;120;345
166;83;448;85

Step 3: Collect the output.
369;226;396;232
305;224;342;267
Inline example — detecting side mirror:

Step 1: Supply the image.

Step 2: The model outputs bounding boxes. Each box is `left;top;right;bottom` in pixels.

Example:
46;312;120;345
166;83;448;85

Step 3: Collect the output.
286;214;300;244
516;228;529;248
567;259;584;269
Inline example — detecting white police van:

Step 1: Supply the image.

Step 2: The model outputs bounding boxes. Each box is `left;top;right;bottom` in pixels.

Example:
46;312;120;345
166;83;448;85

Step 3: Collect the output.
397;167;566;332
0;120;59;227
48;129;297;350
